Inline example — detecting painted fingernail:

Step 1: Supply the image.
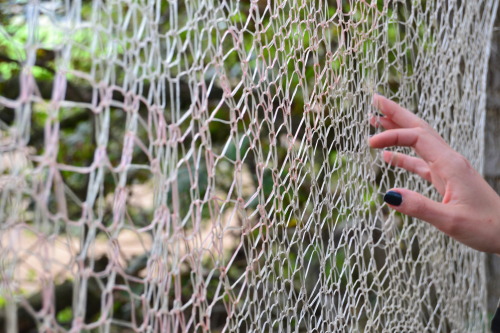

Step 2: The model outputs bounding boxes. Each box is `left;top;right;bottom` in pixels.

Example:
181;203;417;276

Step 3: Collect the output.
384;191;402;206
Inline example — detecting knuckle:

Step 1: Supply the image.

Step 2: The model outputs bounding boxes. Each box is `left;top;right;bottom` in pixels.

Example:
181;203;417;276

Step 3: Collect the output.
441;211;464;236
412;127;428;144
441;221;458;236
421;169;432;182
433;152;472;174
392;152;401;165
449;153;474;174
414;126;428;137
407;194;425;216
418;119;431;129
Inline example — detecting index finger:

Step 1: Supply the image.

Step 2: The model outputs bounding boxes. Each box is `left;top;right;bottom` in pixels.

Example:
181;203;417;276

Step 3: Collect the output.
369;127;451;164
373;94;426;129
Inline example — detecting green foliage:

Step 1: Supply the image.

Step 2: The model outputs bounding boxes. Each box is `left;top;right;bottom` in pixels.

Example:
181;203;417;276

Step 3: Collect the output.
57;307;73;324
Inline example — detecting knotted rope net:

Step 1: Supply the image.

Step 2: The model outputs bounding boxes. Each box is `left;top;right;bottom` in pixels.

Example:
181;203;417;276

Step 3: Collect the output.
0;0;497;331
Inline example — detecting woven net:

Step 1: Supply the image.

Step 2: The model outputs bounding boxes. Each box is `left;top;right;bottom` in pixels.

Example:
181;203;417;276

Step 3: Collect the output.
0;0;497;332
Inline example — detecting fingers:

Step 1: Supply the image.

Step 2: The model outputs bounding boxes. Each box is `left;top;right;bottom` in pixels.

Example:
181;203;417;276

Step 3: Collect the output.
383;189;455;233
370;114;399;129
372;94;425;129
369;128;450;164
382;151;431;182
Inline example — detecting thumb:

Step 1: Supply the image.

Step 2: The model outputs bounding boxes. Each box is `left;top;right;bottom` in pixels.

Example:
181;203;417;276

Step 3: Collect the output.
383;188;454;232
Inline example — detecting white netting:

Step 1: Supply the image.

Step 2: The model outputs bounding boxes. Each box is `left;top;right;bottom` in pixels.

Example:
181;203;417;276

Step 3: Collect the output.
0;0;497;332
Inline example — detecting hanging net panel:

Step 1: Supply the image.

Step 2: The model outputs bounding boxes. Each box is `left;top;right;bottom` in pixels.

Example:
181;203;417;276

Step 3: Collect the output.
0;0;497;332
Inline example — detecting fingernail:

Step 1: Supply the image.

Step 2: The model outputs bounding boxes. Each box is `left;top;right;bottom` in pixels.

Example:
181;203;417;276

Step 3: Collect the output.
384;191;402;206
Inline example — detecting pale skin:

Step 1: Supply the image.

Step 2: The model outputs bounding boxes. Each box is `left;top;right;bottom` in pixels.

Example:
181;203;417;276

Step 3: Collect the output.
369;94;500;254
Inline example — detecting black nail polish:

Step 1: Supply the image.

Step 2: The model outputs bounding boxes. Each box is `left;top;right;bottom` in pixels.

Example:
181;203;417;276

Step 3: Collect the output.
384;191;402;206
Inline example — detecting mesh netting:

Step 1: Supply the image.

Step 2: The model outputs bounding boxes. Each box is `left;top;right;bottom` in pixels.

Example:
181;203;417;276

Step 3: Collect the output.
0;0;497;332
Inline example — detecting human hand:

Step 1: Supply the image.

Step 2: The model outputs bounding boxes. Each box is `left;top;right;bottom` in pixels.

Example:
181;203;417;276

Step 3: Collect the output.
369;94;500;254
